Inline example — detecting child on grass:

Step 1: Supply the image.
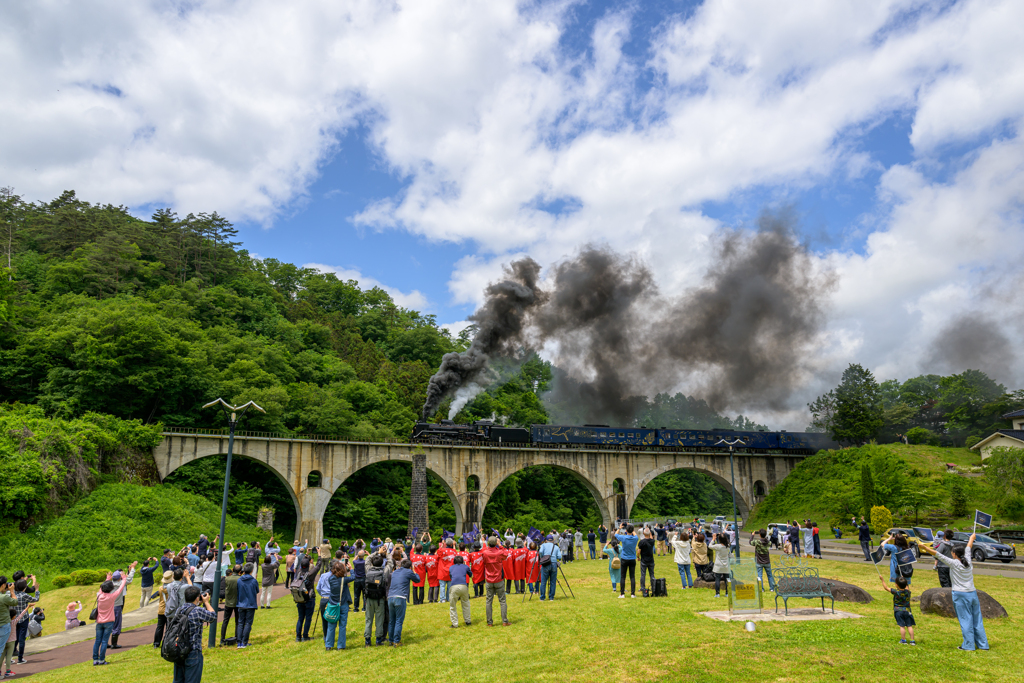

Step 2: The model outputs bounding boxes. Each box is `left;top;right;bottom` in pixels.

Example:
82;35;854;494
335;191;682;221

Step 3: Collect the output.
879;575;916;645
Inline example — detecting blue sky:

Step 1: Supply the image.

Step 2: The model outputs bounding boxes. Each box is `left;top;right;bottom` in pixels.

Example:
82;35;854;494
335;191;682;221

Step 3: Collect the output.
5;0;1024;423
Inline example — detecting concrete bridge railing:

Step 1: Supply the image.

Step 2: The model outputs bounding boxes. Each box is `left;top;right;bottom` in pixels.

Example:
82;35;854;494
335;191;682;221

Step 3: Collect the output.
155;431;804;542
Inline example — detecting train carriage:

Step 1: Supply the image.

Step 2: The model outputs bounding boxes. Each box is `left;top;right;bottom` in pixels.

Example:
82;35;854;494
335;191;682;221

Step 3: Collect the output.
531;424;657;447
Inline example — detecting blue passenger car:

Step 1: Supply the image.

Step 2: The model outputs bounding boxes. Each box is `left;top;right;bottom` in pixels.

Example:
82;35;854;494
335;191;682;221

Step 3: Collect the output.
531;424;657;447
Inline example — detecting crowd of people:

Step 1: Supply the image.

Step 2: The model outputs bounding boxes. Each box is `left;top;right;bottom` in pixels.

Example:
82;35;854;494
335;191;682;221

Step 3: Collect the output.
0;516;998;681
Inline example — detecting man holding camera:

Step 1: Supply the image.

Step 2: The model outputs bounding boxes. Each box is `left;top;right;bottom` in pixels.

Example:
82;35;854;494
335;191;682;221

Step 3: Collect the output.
173;586;217;683
537;534;562;601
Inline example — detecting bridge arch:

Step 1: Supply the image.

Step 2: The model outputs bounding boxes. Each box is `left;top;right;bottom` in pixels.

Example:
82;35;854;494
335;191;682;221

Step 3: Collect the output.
159;449;302;539
478;461;612;530
632;463;751;519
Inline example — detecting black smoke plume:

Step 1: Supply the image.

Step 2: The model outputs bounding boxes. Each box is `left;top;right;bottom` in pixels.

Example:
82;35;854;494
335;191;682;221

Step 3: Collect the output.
421;259;545;419
422;210;835;423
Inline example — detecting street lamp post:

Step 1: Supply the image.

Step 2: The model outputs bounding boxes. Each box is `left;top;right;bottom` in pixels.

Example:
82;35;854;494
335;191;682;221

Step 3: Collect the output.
202;398;265;648
715;438;745;559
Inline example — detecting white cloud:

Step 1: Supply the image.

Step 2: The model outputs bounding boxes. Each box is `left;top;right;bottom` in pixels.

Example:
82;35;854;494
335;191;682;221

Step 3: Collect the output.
303;263;429;311
5;0;1024;425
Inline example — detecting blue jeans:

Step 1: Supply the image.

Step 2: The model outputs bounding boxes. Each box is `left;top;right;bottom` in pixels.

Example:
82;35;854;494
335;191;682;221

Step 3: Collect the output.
540;564;557;599
677;563;693;587
439;580;450;602
324;603;349;649
15;619;28;659
386;597;407;644
236;607;255;645
952;591;989;650
756;564;776;590
93;621;114;662
172;649;203;683
589;544;596;559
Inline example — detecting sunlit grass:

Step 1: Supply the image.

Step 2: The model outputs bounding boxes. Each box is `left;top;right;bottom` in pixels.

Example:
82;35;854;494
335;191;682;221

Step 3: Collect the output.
29;552;1022;683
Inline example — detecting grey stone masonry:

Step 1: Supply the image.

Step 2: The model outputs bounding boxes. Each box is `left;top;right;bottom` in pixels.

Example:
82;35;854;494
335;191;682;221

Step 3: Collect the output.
408;451;429;538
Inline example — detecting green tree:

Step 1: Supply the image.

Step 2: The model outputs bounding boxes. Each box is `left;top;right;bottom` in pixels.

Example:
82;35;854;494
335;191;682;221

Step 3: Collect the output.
948;478;969;519
984;446;1024;498
807;389;837;433
860;464;875;521
833;363;883;445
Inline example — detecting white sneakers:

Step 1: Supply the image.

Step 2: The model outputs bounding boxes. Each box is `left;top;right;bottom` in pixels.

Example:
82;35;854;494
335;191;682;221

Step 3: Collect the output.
618;594;625;599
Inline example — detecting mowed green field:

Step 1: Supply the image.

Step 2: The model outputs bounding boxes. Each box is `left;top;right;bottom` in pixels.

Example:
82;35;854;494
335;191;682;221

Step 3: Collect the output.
31;552;1023;683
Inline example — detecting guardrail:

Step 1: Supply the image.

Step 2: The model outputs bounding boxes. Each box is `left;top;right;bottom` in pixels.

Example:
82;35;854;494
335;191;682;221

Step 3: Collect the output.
162;427;407;444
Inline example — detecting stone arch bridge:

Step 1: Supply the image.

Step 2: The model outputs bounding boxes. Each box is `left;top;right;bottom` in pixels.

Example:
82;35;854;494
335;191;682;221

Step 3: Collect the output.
155;431;806;541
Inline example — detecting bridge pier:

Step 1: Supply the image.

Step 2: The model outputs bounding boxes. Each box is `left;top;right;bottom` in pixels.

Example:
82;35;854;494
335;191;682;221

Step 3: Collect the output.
155;433;806;540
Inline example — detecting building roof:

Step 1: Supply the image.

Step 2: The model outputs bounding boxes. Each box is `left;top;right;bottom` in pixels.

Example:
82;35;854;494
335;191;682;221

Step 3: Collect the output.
971;430;1024;450
1002;408;1024;418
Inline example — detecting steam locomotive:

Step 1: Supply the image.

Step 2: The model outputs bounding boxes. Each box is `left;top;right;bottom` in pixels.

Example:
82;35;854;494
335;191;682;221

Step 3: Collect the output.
411;420;838;455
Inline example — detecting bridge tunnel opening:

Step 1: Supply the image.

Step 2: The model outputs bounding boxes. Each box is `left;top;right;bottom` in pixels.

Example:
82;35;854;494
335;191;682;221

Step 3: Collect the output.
164;454;299;535
630;469;735;522
481;465;603;536
323;461;457;542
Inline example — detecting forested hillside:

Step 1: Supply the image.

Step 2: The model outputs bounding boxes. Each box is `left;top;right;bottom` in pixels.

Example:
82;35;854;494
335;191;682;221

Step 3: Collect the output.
0;189;744;539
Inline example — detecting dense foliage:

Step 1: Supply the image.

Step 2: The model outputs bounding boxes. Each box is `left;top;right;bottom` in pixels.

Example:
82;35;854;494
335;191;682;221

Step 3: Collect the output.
0;404;162;526
809;363;1023;446
0;483;271;588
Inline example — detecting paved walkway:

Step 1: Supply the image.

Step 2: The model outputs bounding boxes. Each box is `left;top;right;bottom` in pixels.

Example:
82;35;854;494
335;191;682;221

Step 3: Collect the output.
13;584;292;679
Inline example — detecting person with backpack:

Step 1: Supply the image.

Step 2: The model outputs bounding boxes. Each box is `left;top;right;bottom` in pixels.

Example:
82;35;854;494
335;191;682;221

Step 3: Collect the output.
363;553;391;646
246;541;262;567
538;534;562;601
165;585;216;682
752;529;775;592
291;557;320;642
235;563;259;649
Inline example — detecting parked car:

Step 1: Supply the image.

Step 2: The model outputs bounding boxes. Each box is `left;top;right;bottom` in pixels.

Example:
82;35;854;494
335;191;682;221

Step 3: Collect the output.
949;532;1017;563
882;528;924;558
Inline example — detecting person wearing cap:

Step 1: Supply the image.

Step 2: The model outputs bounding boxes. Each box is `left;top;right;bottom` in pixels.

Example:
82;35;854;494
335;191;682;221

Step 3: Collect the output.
480;537;511;626
537;534;562;601
107;566;135;650
152;570;173;646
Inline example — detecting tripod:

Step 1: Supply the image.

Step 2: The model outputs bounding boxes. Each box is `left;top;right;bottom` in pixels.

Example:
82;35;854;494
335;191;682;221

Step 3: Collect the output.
523;547;575;602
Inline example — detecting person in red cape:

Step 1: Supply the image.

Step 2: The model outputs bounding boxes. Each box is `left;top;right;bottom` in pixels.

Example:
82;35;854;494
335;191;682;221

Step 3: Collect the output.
525;542;541;594
410;544;426;605
502;542;517;594
425;546;440;603
512;540;528;594
481;536;511;626
470;544;486;598
437;539;455;602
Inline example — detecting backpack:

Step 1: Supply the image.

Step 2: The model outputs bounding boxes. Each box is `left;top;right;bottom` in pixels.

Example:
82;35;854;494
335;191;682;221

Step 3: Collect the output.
160;604;195;664
611;557;621;570
364;572;386;600
290;571;310;603
246;548;260;564
654;578;668;597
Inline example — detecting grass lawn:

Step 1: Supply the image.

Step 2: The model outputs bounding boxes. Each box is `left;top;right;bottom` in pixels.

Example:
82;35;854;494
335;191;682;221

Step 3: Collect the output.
27;552;1022;683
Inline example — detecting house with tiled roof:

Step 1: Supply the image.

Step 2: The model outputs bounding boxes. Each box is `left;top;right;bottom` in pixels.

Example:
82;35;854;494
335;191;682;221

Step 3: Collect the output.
971;409;1024;459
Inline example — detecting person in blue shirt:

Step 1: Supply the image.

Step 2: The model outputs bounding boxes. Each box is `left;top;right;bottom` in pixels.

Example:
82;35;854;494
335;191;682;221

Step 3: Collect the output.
615;524;639;598
537;535;562;601
186;547;200;569
138;559;157;608
234;562;259;648
386;560;417;646
447;556;472;627
322;560;354;651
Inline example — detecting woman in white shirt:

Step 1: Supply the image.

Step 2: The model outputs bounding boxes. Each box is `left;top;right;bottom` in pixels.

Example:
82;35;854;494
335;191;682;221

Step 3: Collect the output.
920;533;989;651
671;531;693;588
709;534;731;598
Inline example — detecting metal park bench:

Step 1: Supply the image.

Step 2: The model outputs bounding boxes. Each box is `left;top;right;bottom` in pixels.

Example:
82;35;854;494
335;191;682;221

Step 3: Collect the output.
771;565;835;615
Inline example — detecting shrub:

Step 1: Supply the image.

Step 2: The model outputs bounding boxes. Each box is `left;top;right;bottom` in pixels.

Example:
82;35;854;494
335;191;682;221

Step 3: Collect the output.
965;435;981;449
906;427;938;446
996;494;1024;520
870;505;893;535
69;569;108;585
51;575;73;588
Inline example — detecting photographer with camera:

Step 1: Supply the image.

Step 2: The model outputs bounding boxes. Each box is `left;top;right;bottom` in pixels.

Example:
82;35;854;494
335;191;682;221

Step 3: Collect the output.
615;523;639;599
538;534;562;601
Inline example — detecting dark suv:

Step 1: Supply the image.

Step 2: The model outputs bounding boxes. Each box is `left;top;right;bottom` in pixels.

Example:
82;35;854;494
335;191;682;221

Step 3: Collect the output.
949;532;1017;563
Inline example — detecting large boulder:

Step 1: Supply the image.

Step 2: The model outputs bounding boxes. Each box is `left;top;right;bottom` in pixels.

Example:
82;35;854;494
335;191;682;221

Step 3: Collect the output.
693;579;717;590
919;588;1008;619
821;579;873;603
